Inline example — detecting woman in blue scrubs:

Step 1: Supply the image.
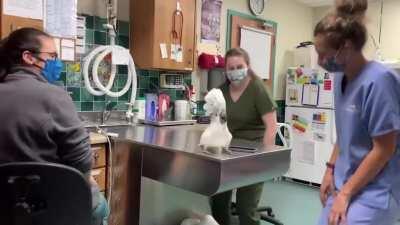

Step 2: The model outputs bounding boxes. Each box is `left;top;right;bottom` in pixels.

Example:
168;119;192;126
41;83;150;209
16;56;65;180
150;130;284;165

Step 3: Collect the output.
314;0;400;225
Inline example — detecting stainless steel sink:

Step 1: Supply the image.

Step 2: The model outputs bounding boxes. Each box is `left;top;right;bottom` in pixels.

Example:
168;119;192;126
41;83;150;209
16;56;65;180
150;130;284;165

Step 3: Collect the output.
83;121;132;128
79;111;132;128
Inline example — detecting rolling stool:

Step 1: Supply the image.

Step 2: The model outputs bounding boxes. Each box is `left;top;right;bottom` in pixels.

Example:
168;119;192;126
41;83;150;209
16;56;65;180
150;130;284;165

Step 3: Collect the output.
229;123;291;225
0;162;92;225
230;202;284;225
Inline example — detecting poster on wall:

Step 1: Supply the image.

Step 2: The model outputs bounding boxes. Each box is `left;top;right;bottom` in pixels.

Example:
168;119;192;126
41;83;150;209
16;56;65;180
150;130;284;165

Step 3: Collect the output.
201;0;223;44
45;0;77;38
3;0;43;20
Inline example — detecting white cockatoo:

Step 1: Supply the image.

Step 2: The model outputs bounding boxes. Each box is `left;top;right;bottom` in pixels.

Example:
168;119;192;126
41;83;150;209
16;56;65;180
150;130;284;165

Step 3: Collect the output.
199;88;232;154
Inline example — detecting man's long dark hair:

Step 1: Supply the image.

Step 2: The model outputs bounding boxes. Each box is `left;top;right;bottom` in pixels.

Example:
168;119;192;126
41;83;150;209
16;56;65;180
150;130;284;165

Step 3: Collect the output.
0;28;51;81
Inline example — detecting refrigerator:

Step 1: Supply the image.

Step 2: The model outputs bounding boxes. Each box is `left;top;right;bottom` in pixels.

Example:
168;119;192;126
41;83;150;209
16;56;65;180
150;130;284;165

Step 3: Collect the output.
284;67;336;184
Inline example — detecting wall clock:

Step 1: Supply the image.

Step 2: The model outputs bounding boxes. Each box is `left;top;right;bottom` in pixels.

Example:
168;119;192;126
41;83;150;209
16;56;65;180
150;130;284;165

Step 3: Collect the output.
249;0;266;16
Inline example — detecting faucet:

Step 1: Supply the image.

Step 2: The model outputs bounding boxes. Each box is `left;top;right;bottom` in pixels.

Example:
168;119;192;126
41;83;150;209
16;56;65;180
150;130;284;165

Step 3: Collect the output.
101;101;117;125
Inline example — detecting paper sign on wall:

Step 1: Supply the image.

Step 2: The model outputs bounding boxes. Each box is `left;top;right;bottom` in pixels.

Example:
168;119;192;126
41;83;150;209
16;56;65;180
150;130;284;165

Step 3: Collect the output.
112;48;130;65
160;43;168;59
176;45;183;63
60;39;75;61
45;0;77;38
3;0;43;20
287;87;300;104
291;114;309;134
76;16;86;55
300;141;315;165
170;44;177;60
240;26;272;79
324;79;332;91
170;44;183;62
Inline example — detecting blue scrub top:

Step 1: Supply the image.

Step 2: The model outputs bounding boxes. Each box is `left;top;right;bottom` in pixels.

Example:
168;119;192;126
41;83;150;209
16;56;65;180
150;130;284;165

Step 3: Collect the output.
334;61;400;209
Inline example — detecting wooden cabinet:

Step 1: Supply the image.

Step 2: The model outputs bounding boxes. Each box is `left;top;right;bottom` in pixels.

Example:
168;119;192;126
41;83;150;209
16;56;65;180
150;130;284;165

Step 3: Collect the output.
0;0;43;39
91;144;108;193
91;167;107;192
131;0;196;71
92;144;107;168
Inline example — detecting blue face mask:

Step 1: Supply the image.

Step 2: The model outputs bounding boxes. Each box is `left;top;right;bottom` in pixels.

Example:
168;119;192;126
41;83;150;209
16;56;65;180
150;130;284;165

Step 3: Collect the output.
321;49;344;73
41;59;63;84
322;56;344;72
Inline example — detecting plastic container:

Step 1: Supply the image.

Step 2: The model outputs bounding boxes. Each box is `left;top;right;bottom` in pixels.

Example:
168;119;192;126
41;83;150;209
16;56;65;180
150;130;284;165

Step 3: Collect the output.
174;100;190;121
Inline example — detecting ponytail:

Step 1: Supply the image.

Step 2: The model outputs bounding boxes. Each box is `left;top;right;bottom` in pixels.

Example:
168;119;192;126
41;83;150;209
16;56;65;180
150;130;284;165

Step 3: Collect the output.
0;39;9;81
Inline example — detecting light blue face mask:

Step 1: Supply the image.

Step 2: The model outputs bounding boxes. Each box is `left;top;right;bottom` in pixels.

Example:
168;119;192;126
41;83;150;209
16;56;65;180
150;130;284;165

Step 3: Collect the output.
226;68;248;84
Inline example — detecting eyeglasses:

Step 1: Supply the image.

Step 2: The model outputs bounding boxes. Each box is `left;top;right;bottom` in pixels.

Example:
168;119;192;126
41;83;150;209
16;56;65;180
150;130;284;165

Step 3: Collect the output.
34;51;59;59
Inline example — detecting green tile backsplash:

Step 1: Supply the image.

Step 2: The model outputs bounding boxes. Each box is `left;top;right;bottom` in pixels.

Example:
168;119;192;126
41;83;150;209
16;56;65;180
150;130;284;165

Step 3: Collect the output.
118;21;129;36
85;16;94;29
56;15;192;112
94;31;107;45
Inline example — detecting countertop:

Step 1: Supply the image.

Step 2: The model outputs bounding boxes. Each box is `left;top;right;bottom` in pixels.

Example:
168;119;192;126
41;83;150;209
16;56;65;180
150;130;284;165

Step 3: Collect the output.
89;132;108;145
95;123;290;162
88;123;292;195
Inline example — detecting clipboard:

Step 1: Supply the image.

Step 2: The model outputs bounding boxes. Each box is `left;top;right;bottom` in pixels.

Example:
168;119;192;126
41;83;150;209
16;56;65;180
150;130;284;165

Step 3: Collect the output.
301;83;319;106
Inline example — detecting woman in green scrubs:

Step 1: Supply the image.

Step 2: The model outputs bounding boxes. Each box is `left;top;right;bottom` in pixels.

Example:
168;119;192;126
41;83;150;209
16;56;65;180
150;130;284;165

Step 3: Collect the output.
211;48;277;225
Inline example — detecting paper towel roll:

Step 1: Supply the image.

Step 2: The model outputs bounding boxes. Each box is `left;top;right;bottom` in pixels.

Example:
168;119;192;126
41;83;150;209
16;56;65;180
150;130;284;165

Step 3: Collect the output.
134;99;146;120
174;100;189;121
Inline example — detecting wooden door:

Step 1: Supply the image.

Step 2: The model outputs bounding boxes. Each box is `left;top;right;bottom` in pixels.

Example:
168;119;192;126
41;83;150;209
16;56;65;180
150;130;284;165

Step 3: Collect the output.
153;0;196;71
0;0;43;39
230;15;276;89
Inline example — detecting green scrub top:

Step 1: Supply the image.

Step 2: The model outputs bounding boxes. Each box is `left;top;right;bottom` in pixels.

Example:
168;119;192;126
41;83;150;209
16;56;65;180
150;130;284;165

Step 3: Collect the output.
220;77;276;141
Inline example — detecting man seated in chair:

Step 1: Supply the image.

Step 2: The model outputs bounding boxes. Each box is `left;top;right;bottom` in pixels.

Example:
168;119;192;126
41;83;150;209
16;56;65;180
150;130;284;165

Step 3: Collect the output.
0;28;109;225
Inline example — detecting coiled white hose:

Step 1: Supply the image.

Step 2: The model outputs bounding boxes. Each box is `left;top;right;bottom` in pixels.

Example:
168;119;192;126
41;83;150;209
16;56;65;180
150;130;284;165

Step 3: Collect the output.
82;44;137;117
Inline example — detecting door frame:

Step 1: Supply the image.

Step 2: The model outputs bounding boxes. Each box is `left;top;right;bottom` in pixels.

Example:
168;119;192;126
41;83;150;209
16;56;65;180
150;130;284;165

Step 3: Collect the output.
225;9;278;90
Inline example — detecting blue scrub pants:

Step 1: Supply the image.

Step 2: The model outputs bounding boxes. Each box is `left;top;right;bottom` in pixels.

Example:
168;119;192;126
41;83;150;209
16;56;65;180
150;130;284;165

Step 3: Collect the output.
317;195;400;225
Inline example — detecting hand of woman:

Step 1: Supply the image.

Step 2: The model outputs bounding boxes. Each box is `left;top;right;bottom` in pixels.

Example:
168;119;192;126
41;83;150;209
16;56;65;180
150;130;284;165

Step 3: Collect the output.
328;191;351;225
320;168;335;206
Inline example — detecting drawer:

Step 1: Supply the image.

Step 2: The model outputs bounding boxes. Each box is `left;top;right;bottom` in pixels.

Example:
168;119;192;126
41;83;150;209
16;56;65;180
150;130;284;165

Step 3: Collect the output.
91;167;106;192
92;144;106;168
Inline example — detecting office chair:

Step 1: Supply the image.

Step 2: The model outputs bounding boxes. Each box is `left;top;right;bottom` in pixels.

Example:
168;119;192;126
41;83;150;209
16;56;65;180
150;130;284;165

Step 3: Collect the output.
230;123;292;225
231;202;283;225
0;162;92;225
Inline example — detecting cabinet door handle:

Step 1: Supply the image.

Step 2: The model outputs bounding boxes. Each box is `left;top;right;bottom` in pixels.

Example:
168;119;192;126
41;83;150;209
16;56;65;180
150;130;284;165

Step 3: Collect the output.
94;153;100;160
